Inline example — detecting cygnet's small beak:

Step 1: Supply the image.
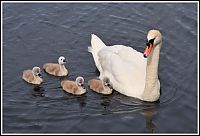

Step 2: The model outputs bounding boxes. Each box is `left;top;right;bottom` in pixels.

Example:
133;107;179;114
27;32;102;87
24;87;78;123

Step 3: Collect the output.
106;83;112;89
108;84;113;89
38;73;42;77
63;59;66;63
81;84;85;89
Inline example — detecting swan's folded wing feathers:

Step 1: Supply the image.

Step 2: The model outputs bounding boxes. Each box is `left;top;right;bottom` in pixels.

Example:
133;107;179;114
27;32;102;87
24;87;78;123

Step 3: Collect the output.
97;45;146;95
99;45;146;70
113;45;145;65
98;48;129;84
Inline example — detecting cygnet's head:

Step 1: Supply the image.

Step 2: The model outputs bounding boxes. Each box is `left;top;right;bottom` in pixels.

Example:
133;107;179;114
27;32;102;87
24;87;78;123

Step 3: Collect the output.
76;76;84;87
32;66;41;77
58;56;66;65
103;77;112;88
144;29;162;58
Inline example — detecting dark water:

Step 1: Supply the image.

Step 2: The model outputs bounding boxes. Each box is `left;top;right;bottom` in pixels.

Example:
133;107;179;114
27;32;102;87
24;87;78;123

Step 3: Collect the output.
3;3;198;133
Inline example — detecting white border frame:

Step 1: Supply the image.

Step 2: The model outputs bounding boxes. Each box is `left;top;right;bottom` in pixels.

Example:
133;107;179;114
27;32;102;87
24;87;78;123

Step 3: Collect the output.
1;1;199;135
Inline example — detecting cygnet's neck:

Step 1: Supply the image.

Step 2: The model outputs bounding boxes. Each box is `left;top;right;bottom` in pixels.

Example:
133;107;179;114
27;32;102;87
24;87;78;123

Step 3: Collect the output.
76;81;81;87
32;73;41;82
59;64;66;70
32;71;37;79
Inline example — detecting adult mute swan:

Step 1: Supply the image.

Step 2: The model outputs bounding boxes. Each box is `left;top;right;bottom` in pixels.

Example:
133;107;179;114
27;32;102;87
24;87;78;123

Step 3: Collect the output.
88;30;162;102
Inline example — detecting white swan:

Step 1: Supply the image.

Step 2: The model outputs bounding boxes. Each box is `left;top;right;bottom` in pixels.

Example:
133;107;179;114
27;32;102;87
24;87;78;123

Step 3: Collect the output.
88;29;162;102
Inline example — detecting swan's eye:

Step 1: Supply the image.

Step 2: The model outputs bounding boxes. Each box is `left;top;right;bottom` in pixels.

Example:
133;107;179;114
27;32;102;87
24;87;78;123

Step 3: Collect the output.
146;38;155;48
149;38;155;45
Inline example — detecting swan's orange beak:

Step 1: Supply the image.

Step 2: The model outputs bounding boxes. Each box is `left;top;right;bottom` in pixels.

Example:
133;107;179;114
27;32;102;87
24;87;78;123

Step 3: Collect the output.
144;43;153;58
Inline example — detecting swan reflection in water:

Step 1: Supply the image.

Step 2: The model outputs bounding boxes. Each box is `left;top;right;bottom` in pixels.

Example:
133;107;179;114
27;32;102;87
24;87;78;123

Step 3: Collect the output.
143;106;156;133
99;92;157;133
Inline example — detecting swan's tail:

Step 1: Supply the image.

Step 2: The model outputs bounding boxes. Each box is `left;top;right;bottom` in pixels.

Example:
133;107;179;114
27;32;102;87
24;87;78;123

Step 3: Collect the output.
88;34;106;53
88;34;106;72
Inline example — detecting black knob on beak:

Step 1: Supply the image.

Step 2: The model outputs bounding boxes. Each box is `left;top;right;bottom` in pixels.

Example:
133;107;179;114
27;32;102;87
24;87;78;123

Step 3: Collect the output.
63;59;66;62
38;73;42;77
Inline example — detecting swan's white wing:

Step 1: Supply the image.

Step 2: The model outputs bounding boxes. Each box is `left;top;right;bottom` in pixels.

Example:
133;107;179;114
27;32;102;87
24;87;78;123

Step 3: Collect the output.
109;45;146;67
98;45;147;97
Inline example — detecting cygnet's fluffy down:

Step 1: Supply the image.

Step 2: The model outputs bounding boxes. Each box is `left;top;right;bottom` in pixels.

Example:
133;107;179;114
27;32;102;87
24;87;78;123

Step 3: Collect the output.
88;77;113;95
61;76;86;95
43;56;68;76
22;66;43;85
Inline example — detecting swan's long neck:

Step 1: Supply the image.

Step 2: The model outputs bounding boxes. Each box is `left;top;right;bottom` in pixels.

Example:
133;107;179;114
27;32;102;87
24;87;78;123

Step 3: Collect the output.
146;44;160;83
143;42;161;101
